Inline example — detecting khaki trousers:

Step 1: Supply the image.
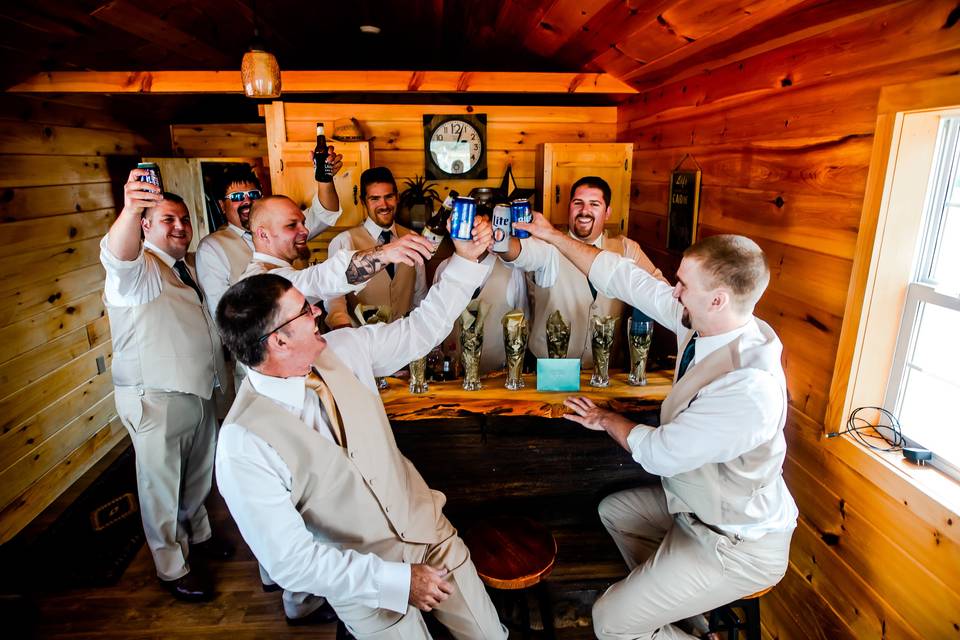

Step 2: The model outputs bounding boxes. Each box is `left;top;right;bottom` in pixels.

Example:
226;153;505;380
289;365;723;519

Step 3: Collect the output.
115;388;217;581
330;531;507;640
593;485;793;640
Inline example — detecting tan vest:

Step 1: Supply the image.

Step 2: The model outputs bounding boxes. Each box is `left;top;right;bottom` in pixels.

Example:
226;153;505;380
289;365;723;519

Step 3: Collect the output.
226;348;455;560
344;225;417;322
204;225;253;284
106;251;226;399
528;234;637;368
444;259;516;374
659;320;790;529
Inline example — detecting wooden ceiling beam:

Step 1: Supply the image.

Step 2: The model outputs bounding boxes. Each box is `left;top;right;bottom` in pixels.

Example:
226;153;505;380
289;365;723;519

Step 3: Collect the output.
8;70;638;94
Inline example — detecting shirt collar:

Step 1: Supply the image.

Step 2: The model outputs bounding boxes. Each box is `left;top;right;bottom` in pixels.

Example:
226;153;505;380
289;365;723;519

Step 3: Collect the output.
227;223;249;238
364;216;395;240
251;251;292;268
143;240;177;268
693;318;757;364
568;230;604;249
247;367;307;414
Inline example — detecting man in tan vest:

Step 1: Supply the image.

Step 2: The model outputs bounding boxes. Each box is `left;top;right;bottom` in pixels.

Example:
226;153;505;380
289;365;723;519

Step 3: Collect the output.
517;213;798;640
214;217;507;640
196;150;345;325
100;169;233;602
325;167;427;329
500;176;660;368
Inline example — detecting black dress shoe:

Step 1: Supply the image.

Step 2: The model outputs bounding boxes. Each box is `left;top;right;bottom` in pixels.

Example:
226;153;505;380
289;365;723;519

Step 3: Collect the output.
286;600;338;626
160;572;214;603
192;537;235;560
262;582;282;593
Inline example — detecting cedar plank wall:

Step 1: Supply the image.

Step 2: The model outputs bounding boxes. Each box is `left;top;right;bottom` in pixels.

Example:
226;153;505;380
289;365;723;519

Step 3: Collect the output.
617;1;960;638
0;95;151;543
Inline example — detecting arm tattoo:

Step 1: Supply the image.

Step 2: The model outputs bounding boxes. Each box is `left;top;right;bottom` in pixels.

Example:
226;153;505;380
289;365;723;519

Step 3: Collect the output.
346;247;386;284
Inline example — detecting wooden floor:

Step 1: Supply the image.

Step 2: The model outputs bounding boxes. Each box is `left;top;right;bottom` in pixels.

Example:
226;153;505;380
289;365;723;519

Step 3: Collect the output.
18;488;607;639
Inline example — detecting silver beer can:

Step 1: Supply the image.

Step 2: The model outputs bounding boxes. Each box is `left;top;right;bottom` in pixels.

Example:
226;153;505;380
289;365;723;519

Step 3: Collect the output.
491;204;512;253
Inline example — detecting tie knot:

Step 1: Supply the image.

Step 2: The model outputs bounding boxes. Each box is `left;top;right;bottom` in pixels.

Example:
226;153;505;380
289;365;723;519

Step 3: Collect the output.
379;230;392;244
304;369;326;392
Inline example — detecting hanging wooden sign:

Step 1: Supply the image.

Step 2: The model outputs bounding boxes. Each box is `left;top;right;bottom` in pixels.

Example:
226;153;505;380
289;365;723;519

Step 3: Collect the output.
666;155;702;252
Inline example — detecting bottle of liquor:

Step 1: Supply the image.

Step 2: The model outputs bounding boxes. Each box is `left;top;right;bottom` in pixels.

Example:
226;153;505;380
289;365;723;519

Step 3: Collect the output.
313;123;333;183
422;190;459;249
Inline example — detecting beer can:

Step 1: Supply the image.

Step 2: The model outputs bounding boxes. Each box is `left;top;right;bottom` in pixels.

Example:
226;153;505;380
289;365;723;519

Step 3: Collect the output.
136;162;164;193
491;204;512;253
450;196;477;241
510;199;532;238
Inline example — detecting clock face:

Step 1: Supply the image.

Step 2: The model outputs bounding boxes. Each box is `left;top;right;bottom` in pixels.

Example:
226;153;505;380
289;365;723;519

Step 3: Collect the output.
429;120;482;175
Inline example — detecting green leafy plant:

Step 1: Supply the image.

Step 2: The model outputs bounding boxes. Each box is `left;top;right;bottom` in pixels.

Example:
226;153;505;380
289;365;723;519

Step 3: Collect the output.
399;175;441;208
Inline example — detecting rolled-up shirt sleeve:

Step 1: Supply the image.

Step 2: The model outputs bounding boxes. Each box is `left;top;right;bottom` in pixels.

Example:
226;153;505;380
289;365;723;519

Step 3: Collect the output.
589;250;682;333
99;234;159;306
304;194;343;240
216;424;411;612
626;369;783;477
501;237;559;288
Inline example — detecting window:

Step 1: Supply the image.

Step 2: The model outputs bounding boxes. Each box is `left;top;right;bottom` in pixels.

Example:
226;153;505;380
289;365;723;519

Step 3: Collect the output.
886;118;960;476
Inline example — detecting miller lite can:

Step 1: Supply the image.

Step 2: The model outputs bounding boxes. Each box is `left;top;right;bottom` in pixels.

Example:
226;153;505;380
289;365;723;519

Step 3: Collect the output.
450;196;477;241
136;162;164;193
510;199;532;238
491;204;512;253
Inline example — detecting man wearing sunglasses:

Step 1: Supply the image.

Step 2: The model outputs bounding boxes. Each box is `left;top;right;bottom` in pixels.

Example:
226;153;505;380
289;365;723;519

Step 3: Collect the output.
215;217;507;640
196;153;344;329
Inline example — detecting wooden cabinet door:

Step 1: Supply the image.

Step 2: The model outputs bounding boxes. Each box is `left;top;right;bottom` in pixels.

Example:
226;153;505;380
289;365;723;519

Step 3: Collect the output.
538;143;633;235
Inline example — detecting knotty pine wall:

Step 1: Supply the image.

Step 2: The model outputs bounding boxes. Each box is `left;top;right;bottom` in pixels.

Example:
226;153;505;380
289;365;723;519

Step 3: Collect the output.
618;1;960;637
0;95;153;543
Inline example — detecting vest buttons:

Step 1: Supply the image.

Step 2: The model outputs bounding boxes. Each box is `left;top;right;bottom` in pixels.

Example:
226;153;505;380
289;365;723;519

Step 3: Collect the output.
349;450;356;459
385;506;390;513
368;477;374;486
400;532;405;539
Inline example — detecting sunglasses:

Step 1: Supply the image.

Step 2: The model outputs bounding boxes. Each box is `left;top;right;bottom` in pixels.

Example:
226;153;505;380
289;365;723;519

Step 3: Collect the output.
226;189;263;202
258;300;316;343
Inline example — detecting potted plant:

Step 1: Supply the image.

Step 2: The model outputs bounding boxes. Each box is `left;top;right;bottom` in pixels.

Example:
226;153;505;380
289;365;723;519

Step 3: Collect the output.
399;175;441;231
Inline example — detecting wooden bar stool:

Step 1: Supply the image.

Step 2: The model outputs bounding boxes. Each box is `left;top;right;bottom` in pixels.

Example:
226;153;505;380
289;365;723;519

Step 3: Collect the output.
708;586;772;640
462;516;558;639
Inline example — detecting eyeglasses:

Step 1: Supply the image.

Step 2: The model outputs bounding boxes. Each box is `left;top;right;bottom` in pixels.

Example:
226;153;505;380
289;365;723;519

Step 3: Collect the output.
226;189;263;202
258;300;314;343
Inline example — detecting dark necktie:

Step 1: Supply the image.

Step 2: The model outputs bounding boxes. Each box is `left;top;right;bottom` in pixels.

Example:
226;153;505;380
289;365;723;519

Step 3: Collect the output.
173;260;204;303
676;333;697;380
588;280;598;300
379;230;395;279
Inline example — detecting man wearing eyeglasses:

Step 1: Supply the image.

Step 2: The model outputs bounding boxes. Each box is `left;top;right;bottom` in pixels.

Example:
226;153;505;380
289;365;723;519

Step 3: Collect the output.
100;169;233;602
214;217;507;640
196;153;344;327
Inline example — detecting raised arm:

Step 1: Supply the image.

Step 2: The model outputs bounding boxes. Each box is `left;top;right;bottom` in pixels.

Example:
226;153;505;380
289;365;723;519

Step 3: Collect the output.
304;146;344;239
107;168;162;261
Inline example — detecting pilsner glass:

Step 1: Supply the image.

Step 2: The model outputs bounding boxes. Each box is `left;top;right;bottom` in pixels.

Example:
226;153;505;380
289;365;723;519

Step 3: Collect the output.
502;310;528;390
627;316;654;386
589;315;617;387
408;356;428;394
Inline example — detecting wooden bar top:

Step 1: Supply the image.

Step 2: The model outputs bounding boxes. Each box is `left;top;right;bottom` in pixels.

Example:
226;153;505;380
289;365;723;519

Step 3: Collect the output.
380;369;672;421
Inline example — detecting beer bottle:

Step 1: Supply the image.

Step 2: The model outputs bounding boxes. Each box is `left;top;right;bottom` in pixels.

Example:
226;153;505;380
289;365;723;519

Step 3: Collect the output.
422;190;459;249
313;123;333;183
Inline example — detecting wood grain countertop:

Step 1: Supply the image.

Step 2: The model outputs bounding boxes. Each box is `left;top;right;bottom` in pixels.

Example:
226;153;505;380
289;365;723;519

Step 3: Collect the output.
379;369;672;421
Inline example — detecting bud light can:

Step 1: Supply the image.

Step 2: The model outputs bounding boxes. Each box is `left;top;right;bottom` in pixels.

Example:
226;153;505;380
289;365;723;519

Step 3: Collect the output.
450;196;477;241
136;162;164;193
491;204;512;253
510;199;532;238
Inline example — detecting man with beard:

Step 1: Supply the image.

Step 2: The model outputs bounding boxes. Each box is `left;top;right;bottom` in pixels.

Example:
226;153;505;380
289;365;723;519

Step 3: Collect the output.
499;176;661;367
515;212;798;640
100;169;233;601
324;167;428;329
196;152;344;327
214;218;507;640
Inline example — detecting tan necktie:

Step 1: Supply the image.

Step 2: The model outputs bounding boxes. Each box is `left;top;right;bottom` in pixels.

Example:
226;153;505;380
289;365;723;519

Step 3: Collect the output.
305;369;343;444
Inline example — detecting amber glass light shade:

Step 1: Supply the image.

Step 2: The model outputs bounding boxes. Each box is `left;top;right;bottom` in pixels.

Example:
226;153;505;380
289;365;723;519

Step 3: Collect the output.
240;48;281;98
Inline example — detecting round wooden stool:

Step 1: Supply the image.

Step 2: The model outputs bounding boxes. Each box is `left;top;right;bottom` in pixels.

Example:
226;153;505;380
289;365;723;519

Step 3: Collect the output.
462;516;558;639
708;586;772;640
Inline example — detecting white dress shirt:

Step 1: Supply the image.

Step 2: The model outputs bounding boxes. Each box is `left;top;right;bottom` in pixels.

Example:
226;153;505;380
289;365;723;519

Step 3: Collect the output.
432;252;529;318
327;217;428;306
215;254;490;613
197;194;342;322
589;251;798;539
242;249;361;305
503;232;603;288
101;235;182;307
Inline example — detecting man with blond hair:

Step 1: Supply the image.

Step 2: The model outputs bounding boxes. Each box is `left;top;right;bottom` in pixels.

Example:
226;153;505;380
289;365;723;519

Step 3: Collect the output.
517;213;798;640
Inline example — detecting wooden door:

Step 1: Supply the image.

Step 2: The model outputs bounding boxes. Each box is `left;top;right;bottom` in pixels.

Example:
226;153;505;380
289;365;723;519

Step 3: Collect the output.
537;143;633;236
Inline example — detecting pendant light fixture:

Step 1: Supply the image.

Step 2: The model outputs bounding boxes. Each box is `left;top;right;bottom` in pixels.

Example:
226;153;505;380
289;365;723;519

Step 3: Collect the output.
240;1;280;98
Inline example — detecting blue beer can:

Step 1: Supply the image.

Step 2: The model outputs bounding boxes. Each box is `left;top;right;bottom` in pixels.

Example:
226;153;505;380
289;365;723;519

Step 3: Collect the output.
510;199;532;238
450;196;477;241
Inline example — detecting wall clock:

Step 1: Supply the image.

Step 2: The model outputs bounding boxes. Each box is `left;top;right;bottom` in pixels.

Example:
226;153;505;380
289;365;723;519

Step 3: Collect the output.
423;113;487;180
